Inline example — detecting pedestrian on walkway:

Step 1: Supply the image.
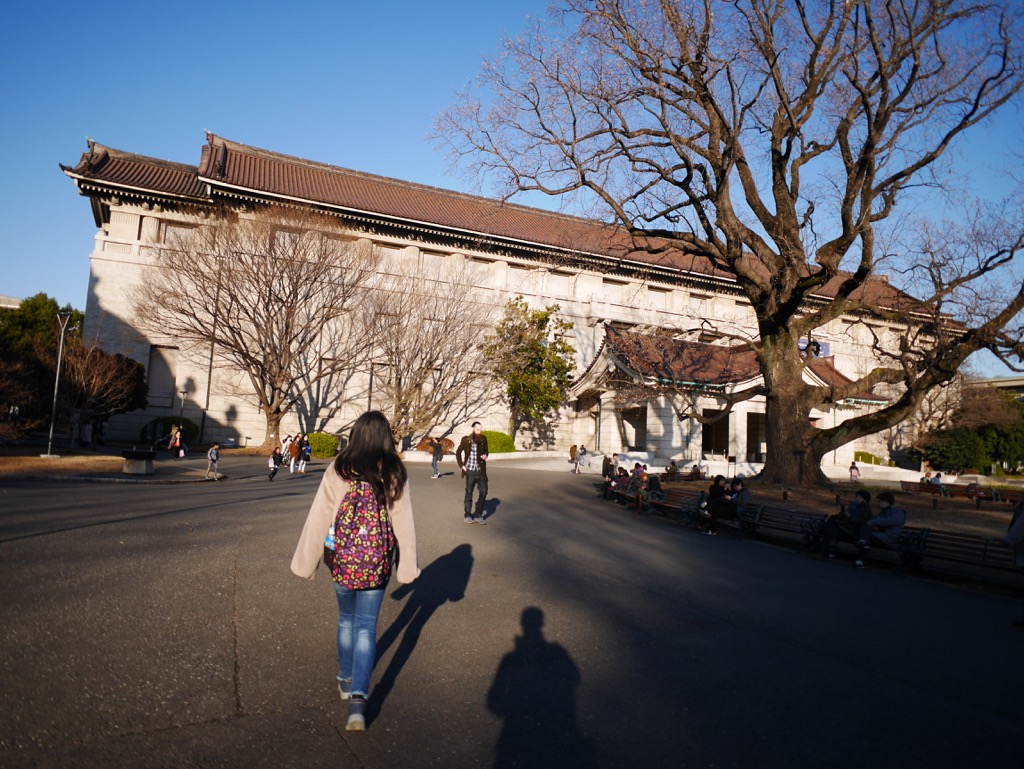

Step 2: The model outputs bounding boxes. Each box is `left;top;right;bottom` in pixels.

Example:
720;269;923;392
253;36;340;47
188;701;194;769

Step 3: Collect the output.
290;410;420;732
170;428;186;459
576;445;588;473
298;434;311;473
205;442;221;480
428;436;444;479
268;447;283;481
288;435;301;473
456;421;489;524
602;452;619;482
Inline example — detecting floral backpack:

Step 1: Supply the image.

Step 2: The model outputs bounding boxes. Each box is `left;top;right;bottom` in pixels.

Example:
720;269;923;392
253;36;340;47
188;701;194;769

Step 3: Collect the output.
324;479;395;589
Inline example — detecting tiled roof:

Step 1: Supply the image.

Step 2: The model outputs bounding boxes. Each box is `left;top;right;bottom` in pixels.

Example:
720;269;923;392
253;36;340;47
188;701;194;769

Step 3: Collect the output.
604;326;761;386
61;133;921;311
807;357;887;403
62;141;207;200
602;327;888;402
196;134;724;276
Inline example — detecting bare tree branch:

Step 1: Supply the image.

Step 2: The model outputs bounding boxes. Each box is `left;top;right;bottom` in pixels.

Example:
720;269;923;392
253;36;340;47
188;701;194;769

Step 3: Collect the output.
131;208;380;448
437;0;1024;484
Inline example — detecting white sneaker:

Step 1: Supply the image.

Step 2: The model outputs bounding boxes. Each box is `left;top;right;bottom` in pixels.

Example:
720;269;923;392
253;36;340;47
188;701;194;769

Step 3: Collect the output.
346;696;366;731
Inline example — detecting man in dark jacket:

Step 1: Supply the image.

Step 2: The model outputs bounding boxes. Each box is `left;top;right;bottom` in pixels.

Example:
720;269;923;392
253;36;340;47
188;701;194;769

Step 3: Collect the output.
456;422;489;524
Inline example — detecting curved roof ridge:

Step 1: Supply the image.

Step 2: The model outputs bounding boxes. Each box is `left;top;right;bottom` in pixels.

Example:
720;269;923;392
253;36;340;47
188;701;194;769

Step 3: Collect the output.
203;132;622;230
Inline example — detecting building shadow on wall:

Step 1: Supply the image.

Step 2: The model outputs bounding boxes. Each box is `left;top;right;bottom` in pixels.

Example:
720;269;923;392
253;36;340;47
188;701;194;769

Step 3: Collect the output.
487;607;596;769
369;544;474;723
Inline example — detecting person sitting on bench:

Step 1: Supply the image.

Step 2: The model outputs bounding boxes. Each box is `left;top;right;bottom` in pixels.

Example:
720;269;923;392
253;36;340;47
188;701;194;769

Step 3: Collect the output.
855;491;906;569
819;489;873;559
605;467;630;500
698;475;730;535
729;478;751;526
639;473;665;514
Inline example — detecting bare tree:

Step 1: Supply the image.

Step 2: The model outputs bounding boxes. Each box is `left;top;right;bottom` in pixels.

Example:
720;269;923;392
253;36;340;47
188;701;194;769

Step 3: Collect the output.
437;0;1024;485
361;258;497;448
61;340;147;424
132;208;379;448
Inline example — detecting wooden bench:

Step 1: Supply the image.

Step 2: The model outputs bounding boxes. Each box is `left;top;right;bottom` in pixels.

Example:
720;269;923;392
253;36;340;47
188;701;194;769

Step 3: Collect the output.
899;480;1013;508
649;487;698;520
613;482;664;514
900;480;943;495
913;528;1017;573
608;481;1020;587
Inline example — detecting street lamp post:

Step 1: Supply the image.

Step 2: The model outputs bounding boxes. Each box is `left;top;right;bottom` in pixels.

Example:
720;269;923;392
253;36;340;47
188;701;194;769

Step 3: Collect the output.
179;389;187;422
41;310;73;458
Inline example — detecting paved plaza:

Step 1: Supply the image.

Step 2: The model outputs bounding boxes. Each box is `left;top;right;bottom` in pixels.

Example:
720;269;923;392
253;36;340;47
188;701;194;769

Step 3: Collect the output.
0;455;1021;768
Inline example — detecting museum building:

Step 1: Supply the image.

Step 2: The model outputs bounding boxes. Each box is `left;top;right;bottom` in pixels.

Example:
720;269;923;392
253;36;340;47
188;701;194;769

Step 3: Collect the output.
63;133;892;470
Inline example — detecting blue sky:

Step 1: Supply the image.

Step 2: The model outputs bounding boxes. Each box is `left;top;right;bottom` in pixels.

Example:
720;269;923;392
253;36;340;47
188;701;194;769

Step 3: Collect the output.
2;1;1020;375
0;0;551;308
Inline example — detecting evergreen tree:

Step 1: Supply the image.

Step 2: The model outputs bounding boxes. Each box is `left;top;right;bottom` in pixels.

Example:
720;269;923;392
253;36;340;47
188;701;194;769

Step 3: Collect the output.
485;297;576;441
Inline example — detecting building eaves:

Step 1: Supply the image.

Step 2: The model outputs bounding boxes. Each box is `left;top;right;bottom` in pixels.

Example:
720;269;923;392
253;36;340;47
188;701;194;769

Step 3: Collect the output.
197;133;731;281
61;141;208;201
806;357;887;404
604;326;761;387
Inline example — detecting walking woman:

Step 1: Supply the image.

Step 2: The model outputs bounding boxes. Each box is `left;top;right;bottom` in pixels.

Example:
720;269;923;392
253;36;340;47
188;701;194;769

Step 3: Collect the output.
290;411;420;731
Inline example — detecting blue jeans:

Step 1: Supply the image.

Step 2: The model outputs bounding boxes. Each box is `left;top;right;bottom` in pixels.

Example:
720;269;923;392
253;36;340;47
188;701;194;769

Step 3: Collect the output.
333;582;386;697
431;455;440;475
464;469;488;516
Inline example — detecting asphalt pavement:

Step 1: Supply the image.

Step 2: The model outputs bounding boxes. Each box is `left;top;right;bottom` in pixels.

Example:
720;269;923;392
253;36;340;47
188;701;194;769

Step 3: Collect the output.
0;454;1022;769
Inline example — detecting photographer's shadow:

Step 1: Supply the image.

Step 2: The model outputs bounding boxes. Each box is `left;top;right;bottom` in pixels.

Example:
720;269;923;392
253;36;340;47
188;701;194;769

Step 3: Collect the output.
488;607;596;769
369;544;474;720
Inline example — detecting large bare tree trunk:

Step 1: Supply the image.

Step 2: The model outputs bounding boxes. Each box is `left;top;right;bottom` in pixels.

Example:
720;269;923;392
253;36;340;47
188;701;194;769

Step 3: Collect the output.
437;0;1024;487
260;410;284;452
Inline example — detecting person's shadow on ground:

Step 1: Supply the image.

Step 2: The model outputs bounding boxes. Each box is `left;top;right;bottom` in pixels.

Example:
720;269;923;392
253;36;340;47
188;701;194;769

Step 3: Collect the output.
487;607;596;769
481;498;501;521
369;544;474;722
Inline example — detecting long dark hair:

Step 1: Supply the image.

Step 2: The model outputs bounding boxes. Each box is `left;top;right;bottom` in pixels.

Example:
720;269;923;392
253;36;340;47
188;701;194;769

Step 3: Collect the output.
333;411;407;506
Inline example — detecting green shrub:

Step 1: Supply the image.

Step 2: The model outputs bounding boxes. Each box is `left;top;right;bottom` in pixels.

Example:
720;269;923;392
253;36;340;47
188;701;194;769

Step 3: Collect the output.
483;430;516;453
854;451;881;465
308;432;339;458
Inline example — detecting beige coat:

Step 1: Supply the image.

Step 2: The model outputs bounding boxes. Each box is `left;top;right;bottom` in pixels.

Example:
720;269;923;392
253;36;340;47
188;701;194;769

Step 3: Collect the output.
290;462;420;584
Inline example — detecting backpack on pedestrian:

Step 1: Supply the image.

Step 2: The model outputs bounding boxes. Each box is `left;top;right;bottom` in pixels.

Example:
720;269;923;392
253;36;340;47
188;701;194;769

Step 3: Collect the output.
323;479;396;589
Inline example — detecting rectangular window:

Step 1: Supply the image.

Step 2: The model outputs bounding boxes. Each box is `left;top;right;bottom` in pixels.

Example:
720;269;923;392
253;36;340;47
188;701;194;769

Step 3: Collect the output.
368;362;396;411
548;271;572;297
602;279;626;304
647;287;669;309
508;264;534;292
273;229;303;255
163;223;195;248
690;293;710;316
468;258;493;287
701;409;729;457
147;346;177;408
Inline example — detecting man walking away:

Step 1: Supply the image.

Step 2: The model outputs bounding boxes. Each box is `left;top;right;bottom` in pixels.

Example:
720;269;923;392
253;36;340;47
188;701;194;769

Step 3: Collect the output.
456;422;489;524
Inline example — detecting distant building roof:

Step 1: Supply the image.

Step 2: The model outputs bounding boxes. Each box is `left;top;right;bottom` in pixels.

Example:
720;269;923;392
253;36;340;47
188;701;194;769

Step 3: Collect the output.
972;376;1024;394
0;294;21;309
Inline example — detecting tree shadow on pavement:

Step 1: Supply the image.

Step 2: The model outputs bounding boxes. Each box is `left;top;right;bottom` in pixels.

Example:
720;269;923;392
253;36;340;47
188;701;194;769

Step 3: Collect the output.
369;544;474;723
487;607;596;769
